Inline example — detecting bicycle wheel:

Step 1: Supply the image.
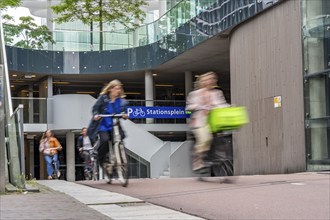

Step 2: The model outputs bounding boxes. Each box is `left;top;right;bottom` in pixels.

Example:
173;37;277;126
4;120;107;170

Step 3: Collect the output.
104;160;114;184
92;157;98;181
117;142;129;187
105;142;115;184
84;169;91;180
116;142;129;187
53;161;59;180
211;159;233;176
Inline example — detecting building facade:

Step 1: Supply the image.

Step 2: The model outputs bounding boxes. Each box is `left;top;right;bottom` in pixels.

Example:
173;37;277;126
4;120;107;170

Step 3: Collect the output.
2;0;329;181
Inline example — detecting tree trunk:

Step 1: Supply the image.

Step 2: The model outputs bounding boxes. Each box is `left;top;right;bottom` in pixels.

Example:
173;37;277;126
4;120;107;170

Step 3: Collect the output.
99;0;103;51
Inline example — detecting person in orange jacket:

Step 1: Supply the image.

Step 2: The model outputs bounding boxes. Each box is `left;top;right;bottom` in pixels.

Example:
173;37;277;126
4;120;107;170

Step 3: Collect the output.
39;129;62;179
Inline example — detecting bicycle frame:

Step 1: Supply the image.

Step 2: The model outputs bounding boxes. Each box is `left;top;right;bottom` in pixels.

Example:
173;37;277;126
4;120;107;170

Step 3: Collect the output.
98;114;129;187
193;131;234;178
82;149;98;181
52;155;60;179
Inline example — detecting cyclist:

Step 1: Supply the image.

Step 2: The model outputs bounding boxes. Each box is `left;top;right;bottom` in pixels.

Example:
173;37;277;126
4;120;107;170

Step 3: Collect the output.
186;71;230;171
87;79;128;176
76;127;94;178
39;129;62;179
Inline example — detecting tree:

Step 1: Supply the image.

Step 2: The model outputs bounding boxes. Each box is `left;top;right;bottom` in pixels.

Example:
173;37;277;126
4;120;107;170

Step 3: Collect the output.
0;0;21;11
3;15;55;49
2;15;19;45
51;0;148;51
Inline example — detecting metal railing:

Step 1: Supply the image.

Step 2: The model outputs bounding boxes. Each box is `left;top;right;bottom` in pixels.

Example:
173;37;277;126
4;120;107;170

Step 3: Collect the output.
0;18;26;191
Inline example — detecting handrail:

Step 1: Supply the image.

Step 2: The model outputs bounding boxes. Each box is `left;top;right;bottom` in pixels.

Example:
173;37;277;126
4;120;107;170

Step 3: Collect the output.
0;17;26;190
11;104;26;190
304;68;330;79
11;103;23;118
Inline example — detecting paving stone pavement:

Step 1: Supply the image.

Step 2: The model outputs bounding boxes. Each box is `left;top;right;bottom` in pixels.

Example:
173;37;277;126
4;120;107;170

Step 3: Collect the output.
0;184;110;220
2;172;328;220
0;180;203;220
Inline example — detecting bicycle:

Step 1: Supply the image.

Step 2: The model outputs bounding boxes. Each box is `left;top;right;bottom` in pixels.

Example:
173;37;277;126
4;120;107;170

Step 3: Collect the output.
97;114;129;187
82;148;98;181
51;155;61;180
193;132;234;183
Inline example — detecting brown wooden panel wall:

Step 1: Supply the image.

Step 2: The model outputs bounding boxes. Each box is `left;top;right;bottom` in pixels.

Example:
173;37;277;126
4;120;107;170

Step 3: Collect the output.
229;0;306;175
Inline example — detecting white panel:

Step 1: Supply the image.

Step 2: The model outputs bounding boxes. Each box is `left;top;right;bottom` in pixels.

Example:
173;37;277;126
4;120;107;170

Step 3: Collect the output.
51;94;95;130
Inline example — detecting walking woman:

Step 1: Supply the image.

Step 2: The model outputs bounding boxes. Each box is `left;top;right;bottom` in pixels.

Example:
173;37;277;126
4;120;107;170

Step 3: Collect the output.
39;129;62;179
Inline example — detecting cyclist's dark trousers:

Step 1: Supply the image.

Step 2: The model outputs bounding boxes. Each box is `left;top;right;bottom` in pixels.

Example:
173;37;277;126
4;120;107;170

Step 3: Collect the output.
97;131;112;165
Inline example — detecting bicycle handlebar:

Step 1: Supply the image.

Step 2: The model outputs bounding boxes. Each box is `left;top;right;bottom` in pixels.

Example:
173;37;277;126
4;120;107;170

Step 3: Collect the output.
97;114;126;118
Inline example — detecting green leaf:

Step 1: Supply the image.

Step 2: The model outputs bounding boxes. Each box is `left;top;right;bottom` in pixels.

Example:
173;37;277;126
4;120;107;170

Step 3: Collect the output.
0;0;21;11
2;15;55;49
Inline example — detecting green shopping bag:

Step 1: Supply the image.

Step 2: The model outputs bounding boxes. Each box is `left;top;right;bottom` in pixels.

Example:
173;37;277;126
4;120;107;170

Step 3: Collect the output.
208;106;249;132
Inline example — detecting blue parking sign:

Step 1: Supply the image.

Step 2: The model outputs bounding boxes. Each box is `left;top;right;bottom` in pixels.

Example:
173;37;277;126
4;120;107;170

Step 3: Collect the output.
127;106;190;119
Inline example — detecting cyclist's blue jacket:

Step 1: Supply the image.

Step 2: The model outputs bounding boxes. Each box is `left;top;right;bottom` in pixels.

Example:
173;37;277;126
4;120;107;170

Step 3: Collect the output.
87;94;128;141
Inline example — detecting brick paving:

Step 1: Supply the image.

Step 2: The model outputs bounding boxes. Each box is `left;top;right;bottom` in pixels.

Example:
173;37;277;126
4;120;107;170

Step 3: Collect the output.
0;184;111;220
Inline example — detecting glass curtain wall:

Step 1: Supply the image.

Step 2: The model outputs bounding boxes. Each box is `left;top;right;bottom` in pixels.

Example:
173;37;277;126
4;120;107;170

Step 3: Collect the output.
44;0;218;51
302;0;330;171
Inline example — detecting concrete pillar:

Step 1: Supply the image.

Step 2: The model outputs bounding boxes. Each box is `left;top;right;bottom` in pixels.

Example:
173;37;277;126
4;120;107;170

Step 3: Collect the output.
185;71;193;96
66;131;75;181
185;71;193;139
159;0;167;17
47;76;53;124
145;70;154;124
28;85;33;123
47;76;53;98
39;76;52;123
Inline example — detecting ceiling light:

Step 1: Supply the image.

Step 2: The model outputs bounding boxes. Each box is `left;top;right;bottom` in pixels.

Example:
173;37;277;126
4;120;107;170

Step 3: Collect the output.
152;73;157;76
76;91;95;94
24;74;33;79
172;93;184;96
155;84;174;87
53;81;70;84
125;92;142;95
12;74;17;77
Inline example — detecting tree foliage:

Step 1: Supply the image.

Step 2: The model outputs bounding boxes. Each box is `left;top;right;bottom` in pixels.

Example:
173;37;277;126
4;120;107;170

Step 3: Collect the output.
51;0;148;50
3;15;55;49
0;0;21;11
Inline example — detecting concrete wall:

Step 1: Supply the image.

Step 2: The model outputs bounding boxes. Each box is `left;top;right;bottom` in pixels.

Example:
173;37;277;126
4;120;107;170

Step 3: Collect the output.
50;94;95;130
150;142;171;178
230;0;306;175
170;140;198;178
120;119;164;160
